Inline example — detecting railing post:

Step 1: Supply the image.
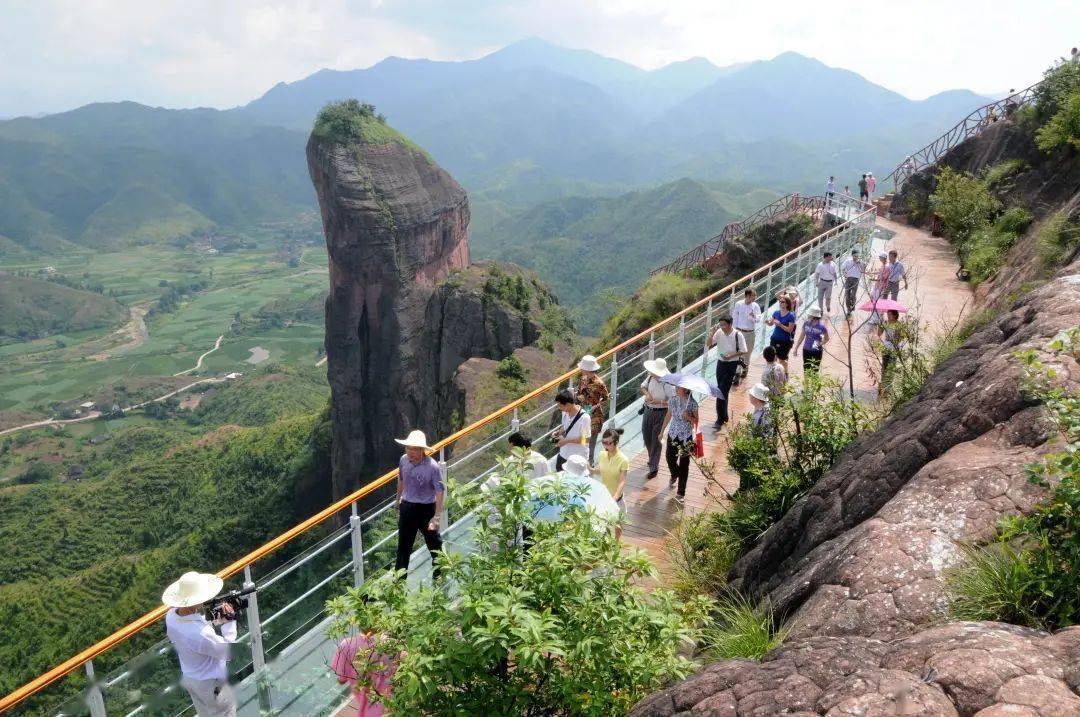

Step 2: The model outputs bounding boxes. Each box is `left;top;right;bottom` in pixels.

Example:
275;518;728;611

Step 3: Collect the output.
647;332;656;361
608;352;619;424
350;501;364;589
704;300;714;360
244;565;273;714
438;448;449;533
676;316;686;372
510;407;520;434
84;659;106;717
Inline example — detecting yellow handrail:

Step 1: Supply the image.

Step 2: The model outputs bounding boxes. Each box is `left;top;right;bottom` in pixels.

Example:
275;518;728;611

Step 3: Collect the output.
0;205;875;713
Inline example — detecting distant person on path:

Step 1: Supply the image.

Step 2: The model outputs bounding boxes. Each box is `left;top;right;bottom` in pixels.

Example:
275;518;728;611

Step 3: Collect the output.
574;355;609;462
394;430;444;578
826;176;836;204
813;251;839;314
867;172;876;198
553;390;589;472
591;427;629;539
873;253;890;299
639;358;673;480
761;345;788;398
661;386;698;502
794;308;829;375
876;309;904;396
858;174;869;202
163;571;238;717
887;250;908;300
766;296;797;372
1072;47;1079;63
707;315;746;430
508;431;550;479
841;248;864;314
731;288;762;383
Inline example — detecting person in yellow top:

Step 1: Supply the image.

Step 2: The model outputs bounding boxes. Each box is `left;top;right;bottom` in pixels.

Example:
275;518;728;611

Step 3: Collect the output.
591;427;628;540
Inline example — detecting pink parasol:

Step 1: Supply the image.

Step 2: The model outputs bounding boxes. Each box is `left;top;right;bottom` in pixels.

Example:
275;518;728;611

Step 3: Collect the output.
858;298;908;313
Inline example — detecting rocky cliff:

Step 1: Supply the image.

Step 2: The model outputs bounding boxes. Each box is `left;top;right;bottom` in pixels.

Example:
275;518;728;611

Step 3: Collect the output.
632;119;1080;715
308;104;569;499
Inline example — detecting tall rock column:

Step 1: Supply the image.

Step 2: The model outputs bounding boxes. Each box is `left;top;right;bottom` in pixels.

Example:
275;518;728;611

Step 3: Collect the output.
307;106;469;500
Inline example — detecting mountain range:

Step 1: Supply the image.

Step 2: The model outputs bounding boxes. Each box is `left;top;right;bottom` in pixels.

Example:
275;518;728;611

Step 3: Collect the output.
0;38;989;260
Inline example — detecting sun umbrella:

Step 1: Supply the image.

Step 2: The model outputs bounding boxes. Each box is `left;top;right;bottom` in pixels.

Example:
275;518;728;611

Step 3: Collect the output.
858;298;908;313
528;474;620;523
660;371;724;398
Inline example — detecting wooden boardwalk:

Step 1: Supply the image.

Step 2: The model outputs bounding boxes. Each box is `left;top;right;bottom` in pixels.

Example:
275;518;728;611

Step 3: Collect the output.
620;217;973;571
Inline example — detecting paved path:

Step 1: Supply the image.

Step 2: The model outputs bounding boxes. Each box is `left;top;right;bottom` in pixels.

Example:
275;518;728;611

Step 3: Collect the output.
174;334;225;376
620;217;972;572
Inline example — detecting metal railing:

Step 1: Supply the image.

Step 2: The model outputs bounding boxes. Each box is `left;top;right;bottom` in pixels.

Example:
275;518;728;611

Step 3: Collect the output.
1;204;878;717
881;83;1041;190
650;192;868;277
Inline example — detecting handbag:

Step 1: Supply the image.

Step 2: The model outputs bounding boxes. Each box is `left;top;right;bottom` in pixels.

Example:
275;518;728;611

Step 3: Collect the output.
693;421;705;458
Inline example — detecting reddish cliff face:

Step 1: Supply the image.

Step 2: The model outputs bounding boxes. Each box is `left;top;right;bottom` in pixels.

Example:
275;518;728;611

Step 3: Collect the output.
308;130;471;500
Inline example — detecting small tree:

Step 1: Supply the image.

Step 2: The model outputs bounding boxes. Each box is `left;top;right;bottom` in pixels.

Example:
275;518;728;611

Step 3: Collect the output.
327;460;709;716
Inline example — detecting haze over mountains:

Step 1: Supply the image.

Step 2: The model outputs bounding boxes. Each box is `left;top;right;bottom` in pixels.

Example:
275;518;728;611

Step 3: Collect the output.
0;37;988;275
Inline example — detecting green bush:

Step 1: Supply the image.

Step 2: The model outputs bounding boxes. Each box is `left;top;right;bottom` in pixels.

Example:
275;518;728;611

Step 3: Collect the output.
495;355;529;395
1036;91;1080;152
668;511;741;598
981;159;1026;189
929;167;1001;246
1036;209;1080;269
946;542;1038;624
701;592;790;660
328;462;711;716
16;461;54;485
1032;59;1080;123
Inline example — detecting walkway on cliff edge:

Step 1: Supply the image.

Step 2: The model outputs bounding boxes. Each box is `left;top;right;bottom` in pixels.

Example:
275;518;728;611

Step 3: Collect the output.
619;216;974;573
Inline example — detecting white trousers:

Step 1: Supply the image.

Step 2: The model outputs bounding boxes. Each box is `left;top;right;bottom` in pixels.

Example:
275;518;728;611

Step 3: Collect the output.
736;329;756;365
180;676;237;717
816;279;834;313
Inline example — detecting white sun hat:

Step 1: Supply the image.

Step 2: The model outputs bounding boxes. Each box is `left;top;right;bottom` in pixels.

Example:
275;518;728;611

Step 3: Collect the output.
748;383;770;402
162;571;223;608
394;429;432;450
577;355;601;372
808;307;823;318
643;358;670;378
563;454;590;477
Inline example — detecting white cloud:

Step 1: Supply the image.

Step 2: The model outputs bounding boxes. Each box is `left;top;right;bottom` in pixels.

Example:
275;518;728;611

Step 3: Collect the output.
1;0;1076;116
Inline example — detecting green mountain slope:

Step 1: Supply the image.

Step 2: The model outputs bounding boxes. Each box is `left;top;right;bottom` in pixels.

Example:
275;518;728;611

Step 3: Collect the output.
471;178;779;333
0;275;127;339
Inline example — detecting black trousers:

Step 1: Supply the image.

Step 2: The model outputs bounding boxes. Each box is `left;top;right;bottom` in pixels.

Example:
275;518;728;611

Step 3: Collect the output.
666;436;693;496
803;349;823;374
395;500;443;577
714;360;739;425
844;276;859;313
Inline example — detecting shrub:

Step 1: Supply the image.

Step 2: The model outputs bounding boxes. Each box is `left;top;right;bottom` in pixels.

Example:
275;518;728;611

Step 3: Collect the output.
1036;209;1080;269
981;159;1026;189
668;510;740;598
929;167;1001;246
495;355;529;395
1036;91;1080;152
16;462;55;484
702;592;790;660
1032;59;1080;123
312;99;382;142
328;462;711;716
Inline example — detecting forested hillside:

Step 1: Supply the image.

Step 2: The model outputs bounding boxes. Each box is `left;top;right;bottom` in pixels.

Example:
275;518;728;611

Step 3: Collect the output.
0;275;127;340
471;178;778;332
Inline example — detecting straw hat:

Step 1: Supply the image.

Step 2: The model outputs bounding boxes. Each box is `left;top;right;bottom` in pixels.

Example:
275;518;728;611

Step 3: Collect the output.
162;571;223;608
563;454;590;477
395;429;432;450
748;383;770;402
577;355;601;372
643;358;670;378
808;307;823;318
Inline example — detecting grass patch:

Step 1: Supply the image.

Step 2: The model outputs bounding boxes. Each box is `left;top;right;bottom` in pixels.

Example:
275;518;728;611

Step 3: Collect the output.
1036;209;1080;270
702;592;790;660
668;511;740;599
981;159;1026;189
946;542;1038;625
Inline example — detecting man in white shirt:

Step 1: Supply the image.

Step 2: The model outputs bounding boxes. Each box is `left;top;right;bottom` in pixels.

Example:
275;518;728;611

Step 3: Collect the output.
553;389;589;471
508;431;551;479
840;249;864;314
730;288;761;380
813;251;839;314
706;316;746;429
163;571;238;717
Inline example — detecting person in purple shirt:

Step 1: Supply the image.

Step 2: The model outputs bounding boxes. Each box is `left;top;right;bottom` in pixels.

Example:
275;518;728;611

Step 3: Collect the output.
793;307;829;375
393;430;445;578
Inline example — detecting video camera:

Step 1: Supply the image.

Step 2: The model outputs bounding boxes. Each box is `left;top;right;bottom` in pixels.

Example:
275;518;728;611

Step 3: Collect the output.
203;585;257;623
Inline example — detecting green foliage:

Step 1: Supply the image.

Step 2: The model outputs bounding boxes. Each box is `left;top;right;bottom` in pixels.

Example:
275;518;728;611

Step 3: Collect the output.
329;462;710;716
1036;91;1080;152
947;329;1080;630
495;355;530;396
701;592;790;660
15;461;55;485
1031;59;1080;124
981;159;1026;189
594;272;712;350
311;100;384;142
929;167;1001;246
1035;209;1080;269
667;511;740;598
0;275;127;341
192;363;329;426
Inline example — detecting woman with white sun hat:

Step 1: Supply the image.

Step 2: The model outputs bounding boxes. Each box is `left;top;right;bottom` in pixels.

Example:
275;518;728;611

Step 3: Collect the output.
639;357;672;479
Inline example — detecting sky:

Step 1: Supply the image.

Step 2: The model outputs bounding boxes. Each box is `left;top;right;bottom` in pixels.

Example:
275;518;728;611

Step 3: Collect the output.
2;0;1076;117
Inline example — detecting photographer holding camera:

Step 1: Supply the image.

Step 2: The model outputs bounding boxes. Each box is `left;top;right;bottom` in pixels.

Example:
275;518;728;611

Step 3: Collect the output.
163;571;239;717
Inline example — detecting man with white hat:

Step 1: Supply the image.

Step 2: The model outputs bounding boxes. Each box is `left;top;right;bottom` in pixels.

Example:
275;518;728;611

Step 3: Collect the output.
163;571;237;717
393;429;444;578
747;383;773;436
639;358;672;480
574;354;609;462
